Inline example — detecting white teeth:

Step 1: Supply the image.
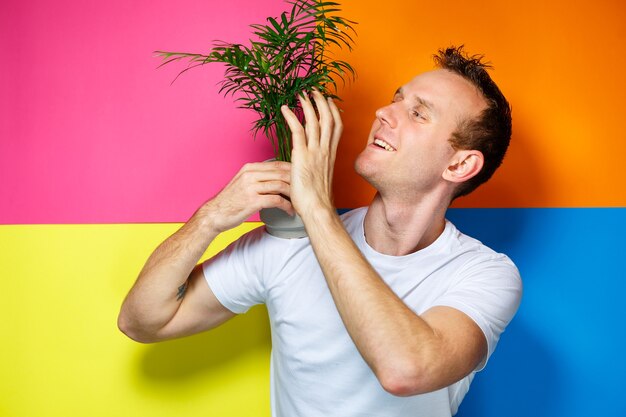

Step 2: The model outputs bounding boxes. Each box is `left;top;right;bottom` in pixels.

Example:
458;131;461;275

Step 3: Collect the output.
374;138;396;152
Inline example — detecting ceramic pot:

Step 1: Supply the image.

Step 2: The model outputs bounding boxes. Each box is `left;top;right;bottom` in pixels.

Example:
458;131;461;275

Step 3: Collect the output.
259;207;307;239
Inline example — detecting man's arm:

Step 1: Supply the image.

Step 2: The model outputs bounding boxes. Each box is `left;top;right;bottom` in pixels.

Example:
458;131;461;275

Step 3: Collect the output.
281;92;486;395
295;209;486;395
117;161;293;343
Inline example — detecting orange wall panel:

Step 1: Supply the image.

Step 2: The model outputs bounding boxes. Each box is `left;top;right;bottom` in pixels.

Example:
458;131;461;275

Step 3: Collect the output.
332;0;626;208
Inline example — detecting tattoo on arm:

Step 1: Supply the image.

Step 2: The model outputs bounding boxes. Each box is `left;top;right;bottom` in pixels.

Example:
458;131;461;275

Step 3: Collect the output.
176;280;189;301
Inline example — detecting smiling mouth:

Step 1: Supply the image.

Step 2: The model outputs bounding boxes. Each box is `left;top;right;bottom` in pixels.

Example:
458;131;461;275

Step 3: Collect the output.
373;138;397;152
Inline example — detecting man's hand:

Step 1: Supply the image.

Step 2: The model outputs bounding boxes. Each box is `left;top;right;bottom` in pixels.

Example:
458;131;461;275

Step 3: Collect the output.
203;161;294;232
280;90;343;220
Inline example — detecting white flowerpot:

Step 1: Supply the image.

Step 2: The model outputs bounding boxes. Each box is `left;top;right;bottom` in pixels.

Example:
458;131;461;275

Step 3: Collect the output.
259;207;307;239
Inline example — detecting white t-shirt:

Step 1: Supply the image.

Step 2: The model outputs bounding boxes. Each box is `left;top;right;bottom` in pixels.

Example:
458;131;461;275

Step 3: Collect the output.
203;207;522;417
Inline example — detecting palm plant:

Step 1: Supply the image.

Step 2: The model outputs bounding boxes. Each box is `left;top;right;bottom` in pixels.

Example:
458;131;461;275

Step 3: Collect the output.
155;0;357;162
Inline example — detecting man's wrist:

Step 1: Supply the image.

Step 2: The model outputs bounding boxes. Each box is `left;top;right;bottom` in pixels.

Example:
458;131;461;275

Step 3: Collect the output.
300;202;341;233
192;201;224;236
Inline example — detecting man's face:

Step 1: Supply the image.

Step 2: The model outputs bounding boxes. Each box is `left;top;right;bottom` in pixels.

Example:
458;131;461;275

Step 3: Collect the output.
355;69;487;199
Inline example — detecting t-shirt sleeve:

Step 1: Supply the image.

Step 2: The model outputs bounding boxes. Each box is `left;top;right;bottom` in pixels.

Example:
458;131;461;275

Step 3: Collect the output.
432;253;523;371
202;227;272;314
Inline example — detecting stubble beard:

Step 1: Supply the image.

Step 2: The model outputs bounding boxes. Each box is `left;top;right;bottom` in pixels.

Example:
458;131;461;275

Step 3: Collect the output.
354;152;386;193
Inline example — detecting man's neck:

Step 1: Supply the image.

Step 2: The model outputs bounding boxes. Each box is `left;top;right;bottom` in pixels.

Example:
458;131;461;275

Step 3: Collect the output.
363;191;450;256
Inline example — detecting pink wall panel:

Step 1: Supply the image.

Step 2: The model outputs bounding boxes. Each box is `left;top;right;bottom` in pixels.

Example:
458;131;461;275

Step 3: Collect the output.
7;0;624;224
0;0;286;224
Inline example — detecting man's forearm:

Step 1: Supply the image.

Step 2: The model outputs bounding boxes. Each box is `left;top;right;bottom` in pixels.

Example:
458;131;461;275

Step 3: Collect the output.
118;203;220;337
303;206;441;393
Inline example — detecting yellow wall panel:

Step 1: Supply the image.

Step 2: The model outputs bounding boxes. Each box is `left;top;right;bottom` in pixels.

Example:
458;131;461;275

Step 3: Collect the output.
0;223;271;417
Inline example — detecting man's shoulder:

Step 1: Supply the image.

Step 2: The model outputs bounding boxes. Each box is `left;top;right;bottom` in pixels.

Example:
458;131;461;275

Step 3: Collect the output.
339;206;368;226
339;206;368;219
442;219;520;277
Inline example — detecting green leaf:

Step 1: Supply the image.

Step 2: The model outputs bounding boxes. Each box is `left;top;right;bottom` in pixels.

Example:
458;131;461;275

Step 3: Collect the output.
280;11;290;28
267;17;284;35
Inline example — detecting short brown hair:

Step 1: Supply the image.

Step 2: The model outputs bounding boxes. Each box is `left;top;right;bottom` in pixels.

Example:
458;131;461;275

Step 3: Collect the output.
434;46;512;199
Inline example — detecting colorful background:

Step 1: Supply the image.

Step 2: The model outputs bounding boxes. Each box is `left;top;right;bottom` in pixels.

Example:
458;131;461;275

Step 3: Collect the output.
1;0;625;416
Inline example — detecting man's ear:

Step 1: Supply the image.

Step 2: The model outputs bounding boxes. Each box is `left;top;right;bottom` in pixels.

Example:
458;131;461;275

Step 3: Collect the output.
442;150;484;184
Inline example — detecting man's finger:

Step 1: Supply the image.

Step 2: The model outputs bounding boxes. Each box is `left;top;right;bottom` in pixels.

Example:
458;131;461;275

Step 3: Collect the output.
240;161;292;173
327;97;343;153
258;194;295;216
281;105;306;152
255;180;291;198
299;92;319;149
311;90;333;150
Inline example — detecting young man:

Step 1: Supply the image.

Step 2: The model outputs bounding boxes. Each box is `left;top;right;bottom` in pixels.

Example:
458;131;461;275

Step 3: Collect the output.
118;46;522;416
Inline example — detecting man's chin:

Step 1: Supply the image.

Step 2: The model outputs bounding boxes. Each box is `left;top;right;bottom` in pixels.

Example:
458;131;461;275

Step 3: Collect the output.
354;153;367;177
354;155;377;186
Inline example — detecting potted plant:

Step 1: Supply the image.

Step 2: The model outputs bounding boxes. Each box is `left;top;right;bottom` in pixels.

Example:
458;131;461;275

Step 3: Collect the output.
156;0;357;237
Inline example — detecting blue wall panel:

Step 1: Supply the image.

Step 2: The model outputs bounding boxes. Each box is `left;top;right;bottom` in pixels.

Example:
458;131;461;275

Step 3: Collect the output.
448;208;626;416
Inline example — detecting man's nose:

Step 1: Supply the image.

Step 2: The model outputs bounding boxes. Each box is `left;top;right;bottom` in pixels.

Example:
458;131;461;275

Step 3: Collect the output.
375;104;396;128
